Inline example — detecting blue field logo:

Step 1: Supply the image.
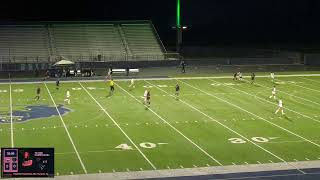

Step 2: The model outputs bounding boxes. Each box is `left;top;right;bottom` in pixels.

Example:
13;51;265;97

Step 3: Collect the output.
0;105;70;123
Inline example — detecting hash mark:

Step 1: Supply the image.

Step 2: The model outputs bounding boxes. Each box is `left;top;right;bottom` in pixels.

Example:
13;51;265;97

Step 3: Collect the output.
126;168;130;172
180;165;184;168
257;161;261;164
305;158;310;160
232;162;236;165
244;162;249;165
193;165;198;167
112;169;116;172
167;166;170;169
269;160;274;163
206;164;210;167
140;168;143;171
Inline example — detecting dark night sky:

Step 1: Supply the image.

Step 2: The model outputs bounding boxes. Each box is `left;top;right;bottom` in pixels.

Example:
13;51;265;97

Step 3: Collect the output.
1;0;320;48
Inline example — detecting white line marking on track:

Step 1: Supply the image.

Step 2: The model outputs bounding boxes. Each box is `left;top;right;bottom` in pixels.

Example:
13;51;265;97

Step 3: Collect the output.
79;82;157;170
9;82;14;147
278;78;320;93
188;79;320;149
147;80;306;173
174;80;309;174
4;74;320;85
44;82;87;174
117;82;223;166
269;160;274;163
210;78;320;126
254;79;320;106
299;77;320;84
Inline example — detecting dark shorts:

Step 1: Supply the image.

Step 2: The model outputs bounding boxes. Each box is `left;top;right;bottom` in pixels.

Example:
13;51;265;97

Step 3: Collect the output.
110;86;114;91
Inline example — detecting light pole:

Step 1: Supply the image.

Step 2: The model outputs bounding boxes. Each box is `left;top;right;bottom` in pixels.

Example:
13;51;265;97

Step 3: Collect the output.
176;0;182;54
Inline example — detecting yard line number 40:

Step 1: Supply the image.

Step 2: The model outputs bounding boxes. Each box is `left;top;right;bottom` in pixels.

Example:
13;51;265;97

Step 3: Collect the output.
115;142;162;150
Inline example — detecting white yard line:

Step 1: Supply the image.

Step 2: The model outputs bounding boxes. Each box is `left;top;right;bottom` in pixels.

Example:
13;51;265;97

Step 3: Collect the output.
276;78;320;93
255;79;320;106
78;82;156;170
299;77;320;84
178;79;320;149
115;82;223;166
145;80;305;174
44;82;88;174
210;78;320;124
9;83;14;147
2;74;320;85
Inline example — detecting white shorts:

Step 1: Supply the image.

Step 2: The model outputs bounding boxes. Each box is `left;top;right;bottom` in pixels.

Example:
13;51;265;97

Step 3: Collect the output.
272;91;275;95
279;104;283;108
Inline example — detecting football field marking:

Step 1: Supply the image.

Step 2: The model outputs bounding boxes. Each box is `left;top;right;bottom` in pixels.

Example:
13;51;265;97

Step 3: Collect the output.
253;79;320;106
209;79;320;124
44;82;88;174
2;73;320;85
115;82;223;166
178;79;320;149
79;82;157;170
146;80;305;173
299;77;320;84
276;78;320;93
9;82;14;147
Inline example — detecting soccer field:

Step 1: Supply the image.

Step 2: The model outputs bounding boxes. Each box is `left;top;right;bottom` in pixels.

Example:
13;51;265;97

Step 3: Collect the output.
1;73;320;176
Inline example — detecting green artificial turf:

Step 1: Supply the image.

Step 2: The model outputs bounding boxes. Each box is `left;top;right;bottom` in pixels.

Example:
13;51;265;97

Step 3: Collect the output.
1;72;320;176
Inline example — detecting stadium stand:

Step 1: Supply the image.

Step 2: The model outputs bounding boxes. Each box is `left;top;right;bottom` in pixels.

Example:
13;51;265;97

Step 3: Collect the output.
0;21;167;64
0;25;49;63
121;23;165;60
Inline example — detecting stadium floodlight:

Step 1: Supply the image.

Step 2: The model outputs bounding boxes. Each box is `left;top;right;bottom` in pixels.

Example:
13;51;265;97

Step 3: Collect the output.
176;0;182;54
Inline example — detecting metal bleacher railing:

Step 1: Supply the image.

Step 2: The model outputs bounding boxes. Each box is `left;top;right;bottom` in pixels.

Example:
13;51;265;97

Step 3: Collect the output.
0;21;175;66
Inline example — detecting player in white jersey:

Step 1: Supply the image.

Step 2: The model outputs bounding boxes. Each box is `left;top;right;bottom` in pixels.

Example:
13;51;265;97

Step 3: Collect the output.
270;72;275;82
275;99;284;115
64;89;71;104
128;79;135;89
143;89;148;105
269;86;276;99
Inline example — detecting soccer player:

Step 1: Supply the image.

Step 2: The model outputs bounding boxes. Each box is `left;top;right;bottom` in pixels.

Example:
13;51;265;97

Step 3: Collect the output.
35;87;41;101
270;72;275;82
175;84;180;100
269;86;276;99
275;99;284;115
251;72;255;84
109;79;115;96
233;72;237;80
146;90;151;107
64;89;71;105
128;79;135;90
144;89;148;105
180;60;186;73
238;72;243;80
56;79;60;90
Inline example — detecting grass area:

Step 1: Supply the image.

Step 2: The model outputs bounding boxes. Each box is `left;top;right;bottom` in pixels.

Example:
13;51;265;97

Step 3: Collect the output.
1;72;320;176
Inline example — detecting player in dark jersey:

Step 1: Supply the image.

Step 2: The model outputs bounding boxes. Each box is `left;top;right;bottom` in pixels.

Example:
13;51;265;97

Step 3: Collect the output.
146;90;151;107
175;84;180;100
35;87;41;101
233;72;237;80
251;72;255;84
56;79;60;90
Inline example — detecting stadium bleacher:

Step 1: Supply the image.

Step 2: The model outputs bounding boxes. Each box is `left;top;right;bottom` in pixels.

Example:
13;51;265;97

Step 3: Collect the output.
0;21;166;64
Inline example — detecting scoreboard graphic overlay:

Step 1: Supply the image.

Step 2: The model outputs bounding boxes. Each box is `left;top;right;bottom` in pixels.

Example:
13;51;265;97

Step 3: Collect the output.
1;148;54;178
